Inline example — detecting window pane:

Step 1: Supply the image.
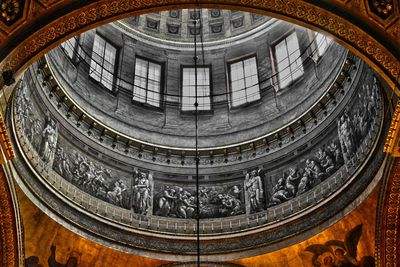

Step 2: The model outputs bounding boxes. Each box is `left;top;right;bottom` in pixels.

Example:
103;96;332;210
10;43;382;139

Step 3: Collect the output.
275;41;287;62
133;58;162;107
315;32;331;56
230;56;260;107
90;34;116;90
247;85;260;102
182;67;210;110
275;32;303;88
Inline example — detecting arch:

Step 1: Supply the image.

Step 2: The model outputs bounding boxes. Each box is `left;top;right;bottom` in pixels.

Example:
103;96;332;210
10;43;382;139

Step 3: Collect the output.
0;1;399;94
1;0;400;265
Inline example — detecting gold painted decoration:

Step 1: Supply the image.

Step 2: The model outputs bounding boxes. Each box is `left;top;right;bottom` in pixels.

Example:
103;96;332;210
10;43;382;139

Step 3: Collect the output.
0;113;14;161
378;157;400;266
384;101;400;156
305;224;375;266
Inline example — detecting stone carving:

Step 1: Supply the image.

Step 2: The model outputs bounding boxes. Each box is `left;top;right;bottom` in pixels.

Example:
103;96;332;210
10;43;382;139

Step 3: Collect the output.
210;23;223;34
231;17;244;28
131;170;152;215
337;111;356;163
209;9;221;18
15;80;58;168
245;168;265;213
188;25;201;35
153;183;244;218
53;147;131;209
38;117;58;167
169;10;180;19
251;13;263;22
269;80;380;207
167;24;179;34
146;18;159;30
189;10;200;20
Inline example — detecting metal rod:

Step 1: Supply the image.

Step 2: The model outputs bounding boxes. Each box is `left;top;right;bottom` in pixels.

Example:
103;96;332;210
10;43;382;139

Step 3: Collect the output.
193;13;200;267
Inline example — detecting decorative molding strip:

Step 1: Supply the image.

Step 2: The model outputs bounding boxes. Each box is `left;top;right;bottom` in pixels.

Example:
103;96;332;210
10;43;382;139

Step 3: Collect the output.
379;157;400;267
0;114;14;162
384;101;400;156
0;166;19;267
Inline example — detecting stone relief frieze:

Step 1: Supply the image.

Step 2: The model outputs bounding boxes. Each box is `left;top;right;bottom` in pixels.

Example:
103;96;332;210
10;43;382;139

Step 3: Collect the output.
15;79;57;170
13;68;382;223
267;78;380;207
153;182;245;219
52;142;132;210
245;168;265;213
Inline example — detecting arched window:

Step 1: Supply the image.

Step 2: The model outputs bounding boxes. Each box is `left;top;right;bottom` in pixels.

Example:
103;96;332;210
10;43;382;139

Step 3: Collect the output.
89;34;117;91
273;32;304;89
133;57;162;107
229;56;260;107
181;67;211;111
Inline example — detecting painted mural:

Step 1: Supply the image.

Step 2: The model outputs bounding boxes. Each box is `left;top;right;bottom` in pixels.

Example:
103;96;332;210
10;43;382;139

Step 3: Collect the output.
14;70;382;221
52;138;133;210
267;79;380;207
153;182;245;219
305;224;375;267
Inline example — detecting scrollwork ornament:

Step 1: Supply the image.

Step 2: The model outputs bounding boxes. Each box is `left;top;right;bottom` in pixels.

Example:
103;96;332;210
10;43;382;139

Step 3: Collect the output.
77;13;87;26
380;159;400;266
307;9;318;22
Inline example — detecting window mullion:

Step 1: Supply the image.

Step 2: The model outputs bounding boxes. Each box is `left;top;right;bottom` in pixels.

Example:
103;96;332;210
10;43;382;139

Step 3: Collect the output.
145;61;149;104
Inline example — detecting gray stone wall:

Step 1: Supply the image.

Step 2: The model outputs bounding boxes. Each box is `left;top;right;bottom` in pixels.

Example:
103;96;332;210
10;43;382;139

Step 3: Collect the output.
47;21;347;148
12;61;383;229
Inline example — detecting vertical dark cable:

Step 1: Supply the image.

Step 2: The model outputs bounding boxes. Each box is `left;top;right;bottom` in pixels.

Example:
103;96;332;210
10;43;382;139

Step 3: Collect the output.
193;11;200;267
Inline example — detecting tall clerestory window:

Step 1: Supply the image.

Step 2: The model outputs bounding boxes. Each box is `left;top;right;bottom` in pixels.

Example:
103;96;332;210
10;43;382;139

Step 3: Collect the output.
89;34;117;91
274;32;304;89
229;56;260;107
133;57;162;107
181;67;211;111
314;32;332;57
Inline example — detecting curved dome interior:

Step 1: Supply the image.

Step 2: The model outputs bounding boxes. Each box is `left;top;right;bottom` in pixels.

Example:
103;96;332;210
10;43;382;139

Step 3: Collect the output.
9;8;388;261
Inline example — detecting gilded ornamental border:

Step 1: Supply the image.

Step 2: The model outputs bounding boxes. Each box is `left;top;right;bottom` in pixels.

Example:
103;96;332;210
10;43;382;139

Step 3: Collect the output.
0;0;399;92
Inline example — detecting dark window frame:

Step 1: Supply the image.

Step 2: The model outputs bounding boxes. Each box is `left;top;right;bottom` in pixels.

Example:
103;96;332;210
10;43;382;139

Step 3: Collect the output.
271;30;304;90
132;55;165;110
88;32;120;94
227;54;261;109
180;64;213;114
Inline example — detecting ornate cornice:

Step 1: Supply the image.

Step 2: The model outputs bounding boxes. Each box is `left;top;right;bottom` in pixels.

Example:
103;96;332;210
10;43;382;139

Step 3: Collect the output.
384;101;400;156
0;166;19;267
0;114;15;162
379;157;400;267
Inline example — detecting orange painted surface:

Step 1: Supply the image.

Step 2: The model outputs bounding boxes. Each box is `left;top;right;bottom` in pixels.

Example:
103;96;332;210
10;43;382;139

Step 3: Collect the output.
18;186;170;267
19;182;379;267
231;185;380;267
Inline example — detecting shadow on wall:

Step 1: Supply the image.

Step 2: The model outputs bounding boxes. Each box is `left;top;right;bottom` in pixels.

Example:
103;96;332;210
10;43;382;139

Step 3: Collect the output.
305;224;375;267
25;245;80;267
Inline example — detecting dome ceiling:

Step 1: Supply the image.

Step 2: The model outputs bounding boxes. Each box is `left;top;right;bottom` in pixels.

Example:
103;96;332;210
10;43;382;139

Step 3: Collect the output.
46;10;348;150
118;9;271;44
8;8;388;261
